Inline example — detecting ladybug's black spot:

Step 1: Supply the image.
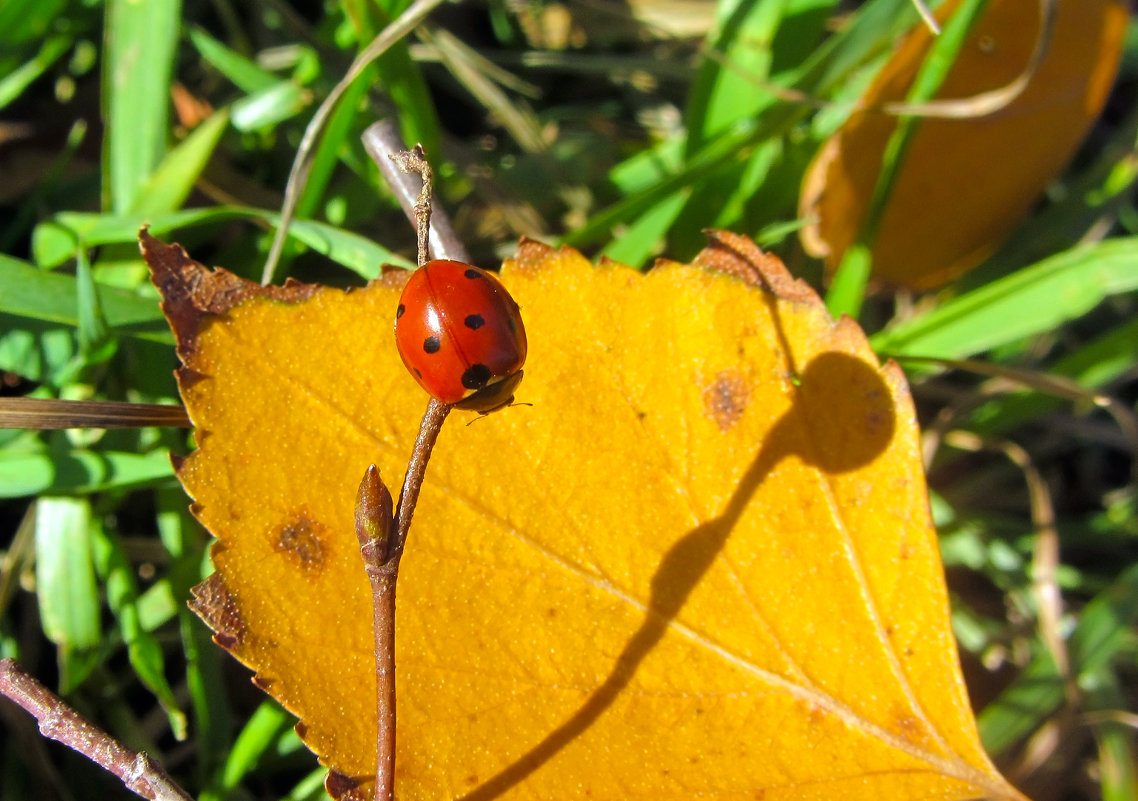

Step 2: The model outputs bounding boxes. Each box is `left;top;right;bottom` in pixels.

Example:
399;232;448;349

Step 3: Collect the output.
461;363;492;390
465;314;485;330
395;304;405;319
506;316;517;334
464;268;484;280
423;336;441;354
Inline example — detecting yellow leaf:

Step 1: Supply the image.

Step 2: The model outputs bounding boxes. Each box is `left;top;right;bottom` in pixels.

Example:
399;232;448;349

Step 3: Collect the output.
800;0;1127;289
142;229;1029;801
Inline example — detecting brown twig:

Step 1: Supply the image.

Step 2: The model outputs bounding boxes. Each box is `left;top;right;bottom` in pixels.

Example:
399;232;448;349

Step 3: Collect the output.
392;398;452;558
354;142;456;800
941;431;1069;685
0;658;193;801
361;121;471;264
353;402;450;801
391;146;435;269
0;398;190;429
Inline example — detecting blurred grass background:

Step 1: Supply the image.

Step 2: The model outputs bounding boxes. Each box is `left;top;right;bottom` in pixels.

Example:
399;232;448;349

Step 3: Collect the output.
1;1;1136;800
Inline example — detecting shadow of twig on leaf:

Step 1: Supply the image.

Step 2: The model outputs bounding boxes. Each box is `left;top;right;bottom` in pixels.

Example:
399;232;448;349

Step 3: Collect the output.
461;350;895;800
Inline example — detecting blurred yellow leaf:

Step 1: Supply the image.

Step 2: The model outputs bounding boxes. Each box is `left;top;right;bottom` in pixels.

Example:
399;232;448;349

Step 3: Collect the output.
800;0;1126;289
142;229;1029;801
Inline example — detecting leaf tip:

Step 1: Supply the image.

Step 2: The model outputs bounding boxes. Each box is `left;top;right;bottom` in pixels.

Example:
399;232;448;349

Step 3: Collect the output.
698;230;822;307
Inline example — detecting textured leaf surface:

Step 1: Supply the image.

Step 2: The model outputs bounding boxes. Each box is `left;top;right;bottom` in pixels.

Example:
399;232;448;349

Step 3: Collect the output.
800;0;1126;289
142;229;1028;801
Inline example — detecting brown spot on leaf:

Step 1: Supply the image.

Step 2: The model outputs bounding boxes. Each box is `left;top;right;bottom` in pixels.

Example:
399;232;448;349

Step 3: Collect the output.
272;509;330;576
295;721;307;739
188;573;245;650
703;370;750;432
890;705;930;747
252;675;274;691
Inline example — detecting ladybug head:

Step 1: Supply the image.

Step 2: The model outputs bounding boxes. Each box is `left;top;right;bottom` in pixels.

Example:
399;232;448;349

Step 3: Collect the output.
453;370;525;414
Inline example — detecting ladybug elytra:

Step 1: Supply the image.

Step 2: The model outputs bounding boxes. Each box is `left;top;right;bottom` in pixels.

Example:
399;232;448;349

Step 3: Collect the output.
394;259;527;413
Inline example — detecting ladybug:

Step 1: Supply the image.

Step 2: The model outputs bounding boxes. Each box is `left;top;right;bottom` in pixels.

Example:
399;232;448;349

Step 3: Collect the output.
394;259;527;413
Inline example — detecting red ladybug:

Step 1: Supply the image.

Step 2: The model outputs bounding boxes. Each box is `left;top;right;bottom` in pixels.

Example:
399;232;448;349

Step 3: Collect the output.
394;259;527;413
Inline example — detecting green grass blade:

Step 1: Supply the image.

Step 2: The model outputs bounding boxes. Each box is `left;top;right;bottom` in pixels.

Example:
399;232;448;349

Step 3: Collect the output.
0;448;176;497
1068;563;1138;678
34;496;101;691
978;644;1063;753
569;0;922;252
860;0;989;245
157;487;232;787
231;80;311;132
282;768;333;801
75;248;117;365
219;701;294;791
0;0;68;45
1085;674;1138;801
360;0;441;159
967;317;1138;436
0;319;77;384
0;254;168;339
137;578;180;632
92;523;187;739
102;0;180;212
873;238;1138;358
980;564;1138;754
599;190;688;268
0;34;72;110
295;66;372;220
961;105;1138;289
132;109;231;216
34;208;414;276
686;0;779;145
825;243;872;318
188;26;278;93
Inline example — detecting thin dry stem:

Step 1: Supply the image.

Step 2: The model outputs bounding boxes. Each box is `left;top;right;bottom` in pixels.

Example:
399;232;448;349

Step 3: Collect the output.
353;401;451;800
910;0;941;34
942;431;1069;685
354;134;457;801
361;121;471;263
0;659;193;801
391;147;434;268
879;0;1055;119
699;0;1052;120
0;398;190;429
392;398;452;559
